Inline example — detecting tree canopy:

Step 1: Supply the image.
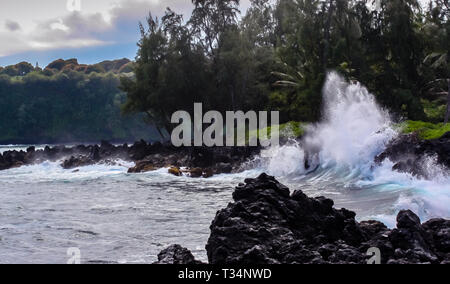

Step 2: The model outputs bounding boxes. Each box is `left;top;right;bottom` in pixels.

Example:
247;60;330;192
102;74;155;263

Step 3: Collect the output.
0;59;159;144
121;0;450;133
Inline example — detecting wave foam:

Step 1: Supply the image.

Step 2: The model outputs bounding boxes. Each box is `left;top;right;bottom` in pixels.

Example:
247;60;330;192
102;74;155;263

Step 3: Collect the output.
255;72;450;224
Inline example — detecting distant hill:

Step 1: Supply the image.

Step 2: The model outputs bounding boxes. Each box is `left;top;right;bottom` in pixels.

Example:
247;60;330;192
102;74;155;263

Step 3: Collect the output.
0;58;159;145
0;58;135;77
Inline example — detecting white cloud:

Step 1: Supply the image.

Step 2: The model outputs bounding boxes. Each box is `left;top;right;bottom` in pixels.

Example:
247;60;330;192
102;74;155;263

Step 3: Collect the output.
4;20;21;32
0;0;252;58
0;32;30;57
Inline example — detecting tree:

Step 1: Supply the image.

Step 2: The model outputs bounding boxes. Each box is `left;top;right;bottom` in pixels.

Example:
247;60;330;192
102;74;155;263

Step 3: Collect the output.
421;0;450;123
118;0;449;132
0;62;157;144
120;14;168;139
120;11;212;139
424;78;450;124
189;0;241;56
241;0;277;47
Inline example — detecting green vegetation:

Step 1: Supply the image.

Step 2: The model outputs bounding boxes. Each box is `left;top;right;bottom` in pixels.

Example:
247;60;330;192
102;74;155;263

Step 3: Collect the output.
2;1;450;144
278;121;307;138
121;0;450;137
246;121;307;144
0;59;158;144
401;120;450;140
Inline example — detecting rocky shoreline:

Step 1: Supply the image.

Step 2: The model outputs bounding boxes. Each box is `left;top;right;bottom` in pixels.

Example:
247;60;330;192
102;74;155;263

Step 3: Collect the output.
1;133;449;264
375;132;450;179
156;173;450;264
1;131;449;179
0;140;260;178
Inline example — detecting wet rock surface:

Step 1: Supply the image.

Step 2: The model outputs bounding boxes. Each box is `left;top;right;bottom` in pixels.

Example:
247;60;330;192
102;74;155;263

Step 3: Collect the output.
375;132;450;178
158;174;450;264
153;244;203;264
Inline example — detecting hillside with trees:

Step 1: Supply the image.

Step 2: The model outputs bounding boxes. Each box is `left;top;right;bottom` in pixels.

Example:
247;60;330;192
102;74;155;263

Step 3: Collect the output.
1;0;449;144
0;58;159;144
121;0;450;137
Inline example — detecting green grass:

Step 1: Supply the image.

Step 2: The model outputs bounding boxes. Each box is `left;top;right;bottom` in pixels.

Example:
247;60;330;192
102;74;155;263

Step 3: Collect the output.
421;99;447;123
245;121;307;144
400;120;450;140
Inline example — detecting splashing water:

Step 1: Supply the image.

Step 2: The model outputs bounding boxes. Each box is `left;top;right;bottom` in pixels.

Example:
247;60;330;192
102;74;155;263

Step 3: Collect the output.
257;72;450;226
306;72;397;170
0;72;448;263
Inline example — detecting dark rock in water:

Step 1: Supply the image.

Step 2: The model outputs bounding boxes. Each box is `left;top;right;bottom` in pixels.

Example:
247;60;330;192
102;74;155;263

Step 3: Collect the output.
202;174;450;264
129;140;149;161
202;168;214;178
206;173;365;264
0;154;5;171
422;218;450;264
0;140;261;176
168;167;182;176
215;162;233;174
0;150;27;170
99;140;115;157
89;146;101;162
127;145;260;177
61;155;95;169
100;140;114;150
154;245;203;264
375;132;450;178
128;160;156;173
397;210;421;229
188;168;203;178
387;210;439;264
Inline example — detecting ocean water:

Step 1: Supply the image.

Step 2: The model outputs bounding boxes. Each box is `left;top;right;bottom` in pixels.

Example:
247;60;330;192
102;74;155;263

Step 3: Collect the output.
0;73;448;264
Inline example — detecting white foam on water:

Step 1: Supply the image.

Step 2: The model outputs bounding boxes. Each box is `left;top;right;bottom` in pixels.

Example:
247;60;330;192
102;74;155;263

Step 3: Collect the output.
255;72;450;225
0;72;448;230
0;159;135;183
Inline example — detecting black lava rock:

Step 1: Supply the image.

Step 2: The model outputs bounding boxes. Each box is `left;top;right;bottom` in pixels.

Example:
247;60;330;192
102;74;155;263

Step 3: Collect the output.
202;174;450;264
375;132;450;178
153;245;203;264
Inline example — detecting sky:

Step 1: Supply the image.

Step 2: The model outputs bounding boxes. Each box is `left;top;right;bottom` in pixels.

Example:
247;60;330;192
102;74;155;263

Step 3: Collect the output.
0;0;430;68
0;0;252;67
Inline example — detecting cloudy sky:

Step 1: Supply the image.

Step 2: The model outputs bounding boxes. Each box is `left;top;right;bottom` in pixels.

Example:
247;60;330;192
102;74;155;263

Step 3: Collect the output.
0;0;251;67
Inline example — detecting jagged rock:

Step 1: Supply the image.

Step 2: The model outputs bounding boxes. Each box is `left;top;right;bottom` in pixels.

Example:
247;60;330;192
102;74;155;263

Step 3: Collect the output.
153;245;203;264
61;155;95;169
0;141;261;175
89;146;101;161
375;132;450;178
215;162;233;174
202;174;450;264
422;218;450;254
129;140;149;161
188;168;203;178
206;173;364;264
397;210;421;229
388;210;439;264
203;168;214;178
169;167;182;176
128;161;156;173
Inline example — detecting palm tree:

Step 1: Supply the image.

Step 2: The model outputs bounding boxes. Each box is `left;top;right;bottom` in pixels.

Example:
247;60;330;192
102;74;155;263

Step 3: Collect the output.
424;51;450;124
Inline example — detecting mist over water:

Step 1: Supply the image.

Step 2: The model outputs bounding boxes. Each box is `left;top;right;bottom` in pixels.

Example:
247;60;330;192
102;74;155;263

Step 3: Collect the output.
0;72;448;263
